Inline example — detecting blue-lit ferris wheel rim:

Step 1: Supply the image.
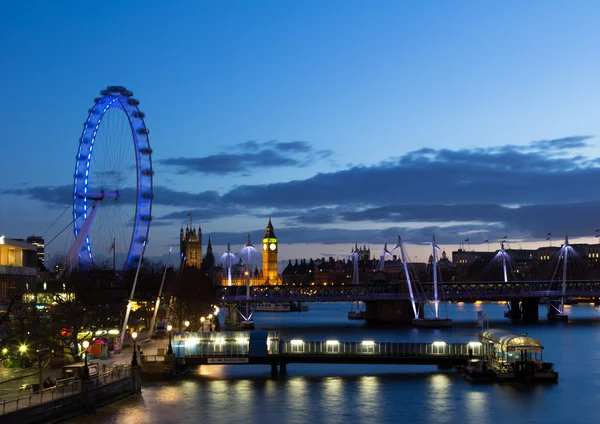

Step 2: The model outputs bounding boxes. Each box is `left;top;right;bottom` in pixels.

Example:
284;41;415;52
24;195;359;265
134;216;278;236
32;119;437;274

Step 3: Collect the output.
73;87;153;270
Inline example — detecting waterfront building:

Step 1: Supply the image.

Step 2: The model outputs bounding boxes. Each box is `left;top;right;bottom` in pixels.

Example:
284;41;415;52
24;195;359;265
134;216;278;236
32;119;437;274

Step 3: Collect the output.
216;219;281;286
0;236;38;305
451;242;596;281
26;235;45;270
281;252;419;286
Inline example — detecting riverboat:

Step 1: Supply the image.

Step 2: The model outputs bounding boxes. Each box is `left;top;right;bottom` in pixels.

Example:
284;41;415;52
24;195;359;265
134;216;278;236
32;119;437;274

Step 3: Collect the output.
476;329;558;383
463;359;495;383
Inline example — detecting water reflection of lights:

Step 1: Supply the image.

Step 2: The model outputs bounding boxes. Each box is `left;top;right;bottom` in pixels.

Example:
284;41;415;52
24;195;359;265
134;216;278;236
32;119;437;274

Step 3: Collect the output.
233;380;253;406
430;374;450;391
118;406;152;423
358;376;380;421
323;377;343;416
466;391;487;420
156;386;184;405
265;379;278;397
196;364;227;377
208;380;230;405
288;378;308;410
428;375;452;418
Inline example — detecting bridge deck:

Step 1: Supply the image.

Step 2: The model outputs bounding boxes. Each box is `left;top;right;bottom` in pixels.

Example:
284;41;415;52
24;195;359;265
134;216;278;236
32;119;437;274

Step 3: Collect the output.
217;280;600;302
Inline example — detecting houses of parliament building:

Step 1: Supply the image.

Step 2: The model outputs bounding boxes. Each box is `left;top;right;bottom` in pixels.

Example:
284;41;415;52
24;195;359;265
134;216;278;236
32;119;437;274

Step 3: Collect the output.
179;218;281;285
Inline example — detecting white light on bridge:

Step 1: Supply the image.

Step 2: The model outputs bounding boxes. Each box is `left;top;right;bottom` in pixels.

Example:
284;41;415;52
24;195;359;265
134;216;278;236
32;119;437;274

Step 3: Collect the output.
468;342;482;347
361;341;375;346
236;338;248;344
214;337;225;344
432;341;447;347
290;339;304;345
326;340;339;345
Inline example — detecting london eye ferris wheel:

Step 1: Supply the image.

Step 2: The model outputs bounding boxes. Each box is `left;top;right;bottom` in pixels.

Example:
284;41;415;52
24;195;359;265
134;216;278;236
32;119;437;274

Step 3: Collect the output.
69;86;153;271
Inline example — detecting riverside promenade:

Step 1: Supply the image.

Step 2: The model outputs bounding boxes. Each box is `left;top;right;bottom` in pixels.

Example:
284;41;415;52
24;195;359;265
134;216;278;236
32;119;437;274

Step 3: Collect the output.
0;333;168;412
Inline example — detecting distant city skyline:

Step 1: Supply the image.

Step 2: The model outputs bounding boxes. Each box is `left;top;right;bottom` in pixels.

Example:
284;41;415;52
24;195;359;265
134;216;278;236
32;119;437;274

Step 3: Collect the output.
2;1;600;266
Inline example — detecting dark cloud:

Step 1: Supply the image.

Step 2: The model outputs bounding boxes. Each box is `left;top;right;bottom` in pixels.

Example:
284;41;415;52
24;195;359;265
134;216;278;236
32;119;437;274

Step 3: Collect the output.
1;185;222;209
2;185;73;206
222;135;600;209
529;135;593;151
4;135;599;245
159;140;333;175
199;224;497;249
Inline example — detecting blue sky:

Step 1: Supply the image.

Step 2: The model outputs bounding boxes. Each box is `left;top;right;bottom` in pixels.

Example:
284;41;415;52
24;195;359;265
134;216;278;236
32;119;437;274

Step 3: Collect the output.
2;1;600;267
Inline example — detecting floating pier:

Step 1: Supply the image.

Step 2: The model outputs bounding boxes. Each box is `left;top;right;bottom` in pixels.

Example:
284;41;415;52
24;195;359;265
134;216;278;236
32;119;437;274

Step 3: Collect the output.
169;329;557;383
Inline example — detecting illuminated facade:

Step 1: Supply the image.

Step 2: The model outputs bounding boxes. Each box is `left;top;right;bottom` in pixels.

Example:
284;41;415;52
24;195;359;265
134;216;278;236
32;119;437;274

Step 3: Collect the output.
180;226;202;268
262;218;279;284
0;236;38;304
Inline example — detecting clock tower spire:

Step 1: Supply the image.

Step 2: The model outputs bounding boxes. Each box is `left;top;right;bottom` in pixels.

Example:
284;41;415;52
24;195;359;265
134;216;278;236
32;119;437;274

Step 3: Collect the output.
262;218;279;284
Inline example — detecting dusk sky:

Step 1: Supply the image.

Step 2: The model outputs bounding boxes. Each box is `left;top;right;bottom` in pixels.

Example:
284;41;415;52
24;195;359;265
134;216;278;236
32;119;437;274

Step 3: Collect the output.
2;1;600;267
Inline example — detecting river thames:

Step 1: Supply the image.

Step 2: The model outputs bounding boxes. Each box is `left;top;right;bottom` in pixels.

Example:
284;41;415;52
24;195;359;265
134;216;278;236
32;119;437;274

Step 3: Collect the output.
70;301;600;423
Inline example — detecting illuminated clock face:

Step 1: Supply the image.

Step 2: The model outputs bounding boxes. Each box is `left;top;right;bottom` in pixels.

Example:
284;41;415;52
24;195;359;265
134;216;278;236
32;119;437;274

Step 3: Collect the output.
270;243;277;251
263;243;267;251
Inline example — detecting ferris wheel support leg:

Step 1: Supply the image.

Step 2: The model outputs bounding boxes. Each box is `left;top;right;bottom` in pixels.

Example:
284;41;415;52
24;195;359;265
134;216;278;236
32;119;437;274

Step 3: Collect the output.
64;202;101;273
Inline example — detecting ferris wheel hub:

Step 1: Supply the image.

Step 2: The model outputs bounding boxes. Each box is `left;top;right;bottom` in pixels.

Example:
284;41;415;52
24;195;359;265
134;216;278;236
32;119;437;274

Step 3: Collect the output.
82;191;119;201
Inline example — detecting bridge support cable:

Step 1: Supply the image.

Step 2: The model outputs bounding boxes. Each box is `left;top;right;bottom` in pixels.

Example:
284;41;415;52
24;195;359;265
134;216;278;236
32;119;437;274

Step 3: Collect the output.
560;235;569;315
239;235;257;324
431;236;440;318
147;247;172;342
120;240;147;348
394;235;418;319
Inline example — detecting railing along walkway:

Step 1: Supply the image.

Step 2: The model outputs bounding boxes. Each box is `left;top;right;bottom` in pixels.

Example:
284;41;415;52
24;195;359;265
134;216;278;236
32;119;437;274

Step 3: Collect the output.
0;365;132;415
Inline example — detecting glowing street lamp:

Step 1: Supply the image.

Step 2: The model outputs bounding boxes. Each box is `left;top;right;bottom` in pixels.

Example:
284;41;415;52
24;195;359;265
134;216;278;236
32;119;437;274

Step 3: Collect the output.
131;332;138;366
82;340;90;380
200;317;205;332
184;321;190;332
1;348;7;355
167;324;173;355
19;344;27;354
208;314;213;332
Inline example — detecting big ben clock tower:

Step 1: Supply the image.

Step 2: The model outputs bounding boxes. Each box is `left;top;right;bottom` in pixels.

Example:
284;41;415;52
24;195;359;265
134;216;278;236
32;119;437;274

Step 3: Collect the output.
262;218;279;284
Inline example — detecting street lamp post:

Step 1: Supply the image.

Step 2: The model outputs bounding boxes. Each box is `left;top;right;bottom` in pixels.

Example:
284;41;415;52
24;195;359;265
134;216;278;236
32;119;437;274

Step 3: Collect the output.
167;324;173;355
208;314;213;332
184;320;190;333
200;317;205;332
82;340;90;380
131;332;138;366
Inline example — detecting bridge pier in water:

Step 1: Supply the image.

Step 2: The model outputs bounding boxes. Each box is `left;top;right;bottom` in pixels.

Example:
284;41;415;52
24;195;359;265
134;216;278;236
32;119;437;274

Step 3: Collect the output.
521;298;539;323
546;299;568;321
506;299;521;321
225;303;241;329
364;300;419;324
